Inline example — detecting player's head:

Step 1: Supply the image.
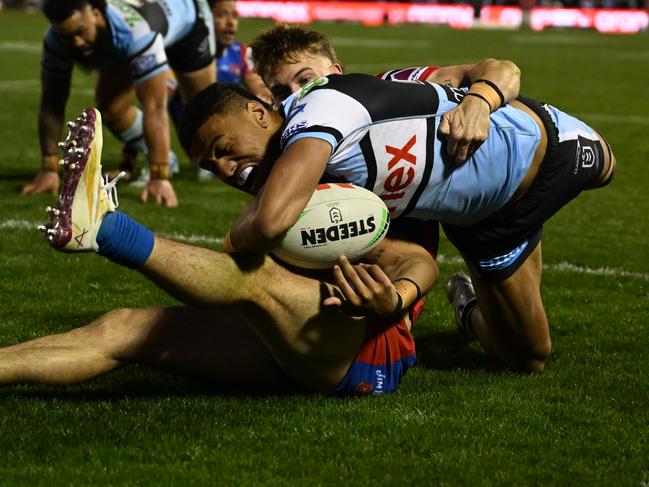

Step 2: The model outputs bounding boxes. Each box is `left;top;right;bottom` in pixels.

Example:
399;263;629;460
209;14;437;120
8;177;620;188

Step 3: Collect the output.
209;0;238;49
179;83;282;194
43;0;110;69
250;25;342;104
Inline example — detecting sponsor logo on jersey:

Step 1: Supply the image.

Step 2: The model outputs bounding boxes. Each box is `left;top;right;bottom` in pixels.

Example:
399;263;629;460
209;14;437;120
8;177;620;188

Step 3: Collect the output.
281;120;308;145
300;216;376;247
132;53;157;74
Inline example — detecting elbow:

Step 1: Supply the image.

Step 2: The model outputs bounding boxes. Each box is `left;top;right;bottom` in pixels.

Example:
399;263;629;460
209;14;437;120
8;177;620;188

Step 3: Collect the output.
252;212;294;243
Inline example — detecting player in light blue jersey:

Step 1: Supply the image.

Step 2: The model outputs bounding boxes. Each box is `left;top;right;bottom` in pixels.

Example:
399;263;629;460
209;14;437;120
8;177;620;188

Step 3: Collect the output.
179;76;616;373
22;0;216;208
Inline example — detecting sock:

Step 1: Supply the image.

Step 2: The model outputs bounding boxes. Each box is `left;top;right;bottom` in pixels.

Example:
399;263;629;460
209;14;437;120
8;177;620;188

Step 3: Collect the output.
96;211;154;268
117;107;148;155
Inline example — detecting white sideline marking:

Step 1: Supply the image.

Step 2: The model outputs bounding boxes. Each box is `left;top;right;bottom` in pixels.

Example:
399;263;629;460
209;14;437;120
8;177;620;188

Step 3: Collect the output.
0;41;41;53
4;218;648;281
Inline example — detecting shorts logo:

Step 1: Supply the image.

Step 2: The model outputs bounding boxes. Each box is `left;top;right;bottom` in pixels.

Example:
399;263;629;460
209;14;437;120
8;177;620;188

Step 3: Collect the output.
575;140;599;175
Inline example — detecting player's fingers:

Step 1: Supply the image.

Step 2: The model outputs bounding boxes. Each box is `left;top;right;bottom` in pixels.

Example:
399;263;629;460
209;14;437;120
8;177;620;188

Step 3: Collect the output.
338;257;372;302
20;183;34;195
360;263;393;288
139;188;148;203
438;116;450;136
455;139;472;163
354;264;384;295
155;191;163;205
323;296;342;306
332;264;362;306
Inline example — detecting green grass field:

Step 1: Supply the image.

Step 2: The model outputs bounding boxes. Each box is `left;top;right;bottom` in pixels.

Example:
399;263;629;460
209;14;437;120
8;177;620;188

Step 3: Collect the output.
1;9;648;485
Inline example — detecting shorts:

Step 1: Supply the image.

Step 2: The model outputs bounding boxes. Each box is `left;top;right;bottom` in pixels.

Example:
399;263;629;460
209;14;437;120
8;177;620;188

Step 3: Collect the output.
332;299;424;397
166;0;215;73
442;96;610;281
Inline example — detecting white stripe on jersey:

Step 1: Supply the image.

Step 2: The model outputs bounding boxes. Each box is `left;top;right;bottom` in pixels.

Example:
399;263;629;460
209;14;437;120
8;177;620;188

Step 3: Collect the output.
558;128;599;143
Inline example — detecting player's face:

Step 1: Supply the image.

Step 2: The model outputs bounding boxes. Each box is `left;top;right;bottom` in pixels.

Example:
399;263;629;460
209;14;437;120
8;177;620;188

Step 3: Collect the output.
191;103;279;194
52;5;104;60
265;52;343;104
212;0;239;48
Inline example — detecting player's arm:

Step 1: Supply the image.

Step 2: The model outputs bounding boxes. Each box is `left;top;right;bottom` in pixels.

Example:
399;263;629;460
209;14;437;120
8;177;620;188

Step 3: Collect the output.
325;238;438;317
22;71;72;195
226;137;331;254
433;59;521;164
134;70;178;207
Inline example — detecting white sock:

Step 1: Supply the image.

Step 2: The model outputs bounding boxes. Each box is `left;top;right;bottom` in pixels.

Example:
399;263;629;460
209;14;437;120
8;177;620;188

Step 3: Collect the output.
117;107;148;155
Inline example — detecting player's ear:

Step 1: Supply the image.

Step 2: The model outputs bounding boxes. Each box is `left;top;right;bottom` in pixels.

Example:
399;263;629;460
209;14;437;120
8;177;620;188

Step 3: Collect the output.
248;100;270;128
331;63;343;75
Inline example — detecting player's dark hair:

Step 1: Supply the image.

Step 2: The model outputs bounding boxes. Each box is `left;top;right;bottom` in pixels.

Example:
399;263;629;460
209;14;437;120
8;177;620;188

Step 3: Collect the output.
250;24;340;83
179;83;273;153
42;0;107;22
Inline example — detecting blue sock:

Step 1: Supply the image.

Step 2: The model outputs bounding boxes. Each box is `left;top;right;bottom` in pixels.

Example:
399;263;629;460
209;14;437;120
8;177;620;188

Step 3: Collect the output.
96;211;154;268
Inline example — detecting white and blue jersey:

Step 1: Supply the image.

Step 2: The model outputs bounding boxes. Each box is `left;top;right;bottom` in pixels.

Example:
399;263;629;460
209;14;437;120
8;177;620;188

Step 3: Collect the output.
280;73;541;227
42;0;214;83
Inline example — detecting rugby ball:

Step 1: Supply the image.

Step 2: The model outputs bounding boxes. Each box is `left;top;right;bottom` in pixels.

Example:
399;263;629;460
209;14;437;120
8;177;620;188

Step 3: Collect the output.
272;183;390;269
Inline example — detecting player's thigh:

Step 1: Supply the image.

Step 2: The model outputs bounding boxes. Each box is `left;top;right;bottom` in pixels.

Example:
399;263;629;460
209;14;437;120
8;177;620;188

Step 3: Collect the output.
102;306;290;389
174;60;216;101
236;258;367;391
469;243;551;363
95;65;135;124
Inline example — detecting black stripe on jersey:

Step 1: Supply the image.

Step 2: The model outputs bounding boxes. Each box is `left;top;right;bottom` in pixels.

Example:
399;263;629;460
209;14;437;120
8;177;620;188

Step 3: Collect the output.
401;117;436;218
289;126;343;145
360;133;377;191
133;2;168;36
315;73;441;121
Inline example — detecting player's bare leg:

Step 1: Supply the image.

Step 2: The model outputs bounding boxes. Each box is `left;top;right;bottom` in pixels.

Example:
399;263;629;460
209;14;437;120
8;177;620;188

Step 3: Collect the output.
0;306;290;389
95;65;138;136
140;239;367;390
174;60;216;101
467;244;550;373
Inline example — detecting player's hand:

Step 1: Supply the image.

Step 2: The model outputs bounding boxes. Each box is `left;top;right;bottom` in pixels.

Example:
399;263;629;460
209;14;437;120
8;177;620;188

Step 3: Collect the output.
324;255;399;316
438;96;491;164
140;179;178;208
21;170;60;196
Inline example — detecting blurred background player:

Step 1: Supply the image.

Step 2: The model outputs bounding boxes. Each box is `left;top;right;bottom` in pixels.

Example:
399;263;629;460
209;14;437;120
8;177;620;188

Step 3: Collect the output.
165;0;271;180
22;0;216;207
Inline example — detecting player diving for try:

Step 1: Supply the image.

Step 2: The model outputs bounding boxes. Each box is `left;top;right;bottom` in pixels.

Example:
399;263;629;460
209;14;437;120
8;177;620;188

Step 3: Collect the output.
179;72;615;374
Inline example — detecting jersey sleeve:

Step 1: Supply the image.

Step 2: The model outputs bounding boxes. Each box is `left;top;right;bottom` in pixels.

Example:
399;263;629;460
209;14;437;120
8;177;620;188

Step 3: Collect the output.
280;82;371;156
376;66;440;82
128;33;169;83
41;29;74;77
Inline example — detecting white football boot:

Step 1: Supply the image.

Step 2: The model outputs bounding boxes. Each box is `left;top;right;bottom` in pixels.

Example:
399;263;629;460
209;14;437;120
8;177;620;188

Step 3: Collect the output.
38;108;125;251
444;271;478;341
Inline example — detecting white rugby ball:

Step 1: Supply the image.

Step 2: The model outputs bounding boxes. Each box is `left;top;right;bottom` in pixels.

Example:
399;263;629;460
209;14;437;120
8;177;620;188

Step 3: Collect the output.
272;183;390;269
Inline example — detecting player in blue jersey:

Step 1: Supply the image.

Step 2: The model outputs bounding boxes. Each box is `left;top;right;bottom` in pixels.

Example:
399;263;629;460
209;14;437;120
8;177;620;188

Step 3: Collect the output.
178;76;616;373
21;0;217;208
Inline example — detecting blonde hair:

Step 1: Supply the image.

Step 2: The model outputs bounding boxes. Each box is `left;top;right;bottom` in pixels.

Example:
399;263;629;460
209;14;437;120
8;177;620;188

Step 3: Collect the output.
250;24;340;82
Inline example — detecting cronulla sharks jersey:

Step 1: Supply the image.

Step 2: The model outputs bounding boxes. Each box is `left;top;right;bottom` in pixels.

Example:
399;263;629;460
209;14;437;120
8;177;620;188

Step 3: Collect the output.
42;0;213;83
280;74;542;226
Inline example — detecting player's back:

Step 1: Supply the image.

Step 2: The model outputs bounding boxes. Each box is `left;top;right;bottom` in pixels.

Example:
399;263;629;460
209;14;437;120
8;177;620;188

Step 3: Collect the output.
280;74;541;226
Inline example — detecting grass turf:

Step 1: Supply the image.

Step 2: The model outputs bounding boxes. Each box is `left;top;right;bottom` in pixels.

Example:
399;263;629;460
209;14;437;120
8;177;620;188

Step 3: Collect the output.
1;9;648;485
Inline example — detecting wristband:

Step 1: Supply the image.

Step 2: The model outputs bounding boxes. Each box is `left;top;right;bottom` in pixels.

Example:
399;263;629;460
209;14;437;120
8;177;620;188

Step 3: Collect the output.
466;82;503;112
393;277;422;302
473;79;506;108
464;93;492;111
385;291;404;320
149;162;169;180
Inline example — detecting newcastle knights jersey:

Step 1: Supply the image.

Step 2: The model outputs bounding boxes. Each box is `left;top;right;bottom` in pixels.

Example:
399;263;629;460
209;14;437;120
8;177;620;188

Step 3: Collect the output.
42;0;213;83
280;73;542;226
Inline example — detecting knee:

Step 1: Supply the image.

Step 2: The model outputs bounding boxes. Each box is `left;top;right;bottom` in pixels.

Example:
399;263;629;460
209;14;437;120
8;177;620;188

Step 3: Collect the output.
516;336;552;373
96;100;132;130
